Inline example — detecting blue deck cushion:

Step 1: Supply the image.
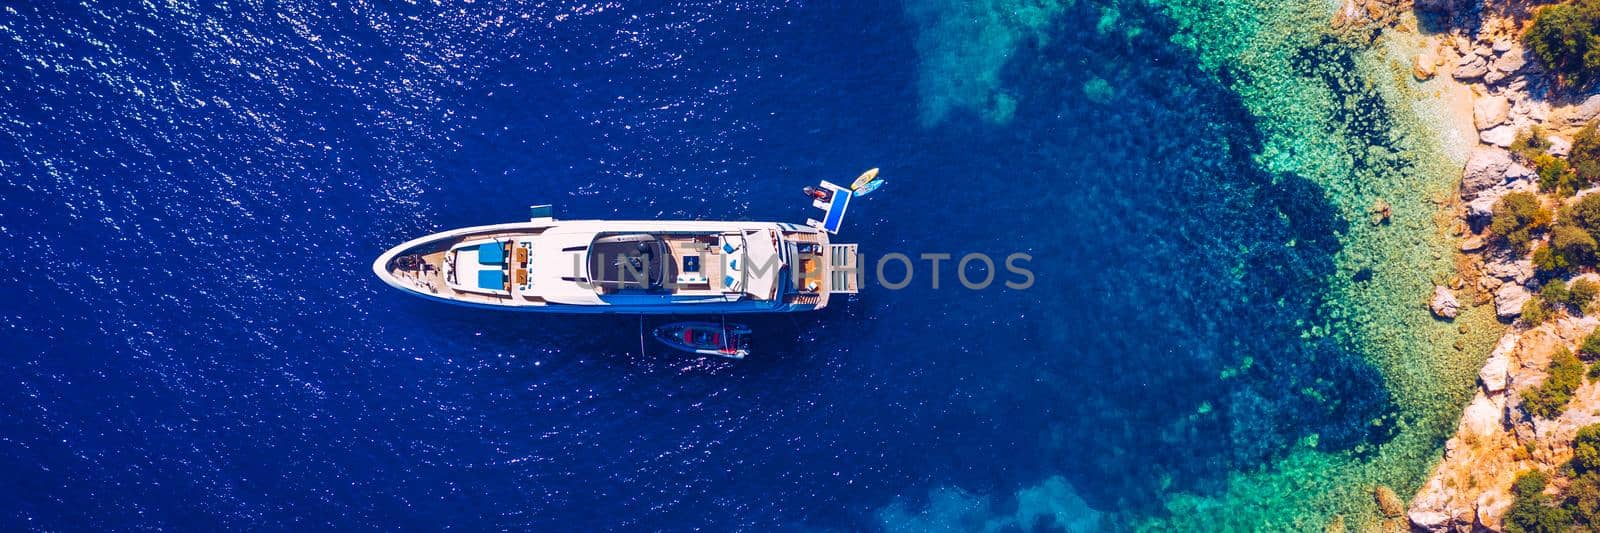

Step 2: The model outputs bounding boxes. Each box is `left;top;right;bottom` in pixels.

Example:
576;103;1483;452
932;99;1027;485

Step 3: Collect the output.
477;242;504;265
477;269;505;291
724;275;735;288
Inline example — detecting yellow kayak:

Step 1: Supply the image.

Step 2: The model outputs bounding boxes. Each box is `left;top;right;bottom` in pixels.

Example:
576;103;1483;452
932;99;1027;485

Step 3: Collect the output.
849;168;880;190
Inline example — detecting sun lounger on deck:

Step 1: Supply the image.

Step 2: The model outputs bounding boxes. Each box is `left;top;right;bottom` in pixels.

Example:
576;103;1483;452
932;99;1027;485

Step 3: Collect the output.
477;242;504;265
478;269;505;291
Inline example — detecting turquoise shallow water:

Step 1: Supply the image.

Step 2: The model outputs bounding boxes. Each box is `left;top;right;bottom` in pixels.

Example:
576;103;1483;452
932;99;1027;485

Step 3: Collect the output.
889;0;1496;530
1;0;1484;530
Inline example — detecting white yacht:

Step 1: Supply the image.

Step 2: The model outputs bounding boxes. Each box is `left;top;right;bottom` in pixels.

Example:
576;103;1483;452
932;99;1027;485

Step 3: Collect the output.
373;209;860;314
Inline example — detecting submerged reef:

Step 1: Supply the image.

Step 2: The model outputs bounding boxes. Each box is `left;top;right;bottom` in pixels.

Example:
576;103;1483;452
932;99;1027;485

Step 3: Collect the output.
877;477;1104;532
892;0;1498;530
903;0;1063;126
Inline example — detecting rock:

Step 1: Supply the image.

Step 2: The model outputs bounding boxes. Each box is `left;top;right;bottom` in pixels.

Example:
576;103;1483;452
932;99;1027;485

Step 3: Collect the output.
1467;195;1497;222
1507;161;1536;183
1461;235;1487;252
1493;39;1513;53
1371;198;1392;225
1509;77;1530;93
1495;46;1526;73
1474;45;1493;58
1453;54;1489;80
1481;338;1511;393
1462;146;1515;197
1431;286;1460;319
1410;477;1465;532
1486;67;1508;85
1462;394;1503;435
1485;259;1535;284
1411;477;1453;516
1550;136;1573;157
1324;515;1346;533
1518;100;1552;125
1568;93;1600;127
1331;0;1406;28
1482;275;1504;293
1332;0;1365;28
1495;283;1531;319
1409;510;1452;532
1364;1;1386;21
1477;491;1513;531
1481;125;1517;147
1414;52;1437;80
1376;485;1405;518
1474;95;1510;130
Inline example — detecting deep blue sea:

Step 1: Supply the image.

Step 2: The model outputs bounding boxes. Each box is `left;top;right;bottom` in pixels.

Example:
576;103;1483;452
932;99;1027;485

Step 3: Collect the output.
1;1;1399;529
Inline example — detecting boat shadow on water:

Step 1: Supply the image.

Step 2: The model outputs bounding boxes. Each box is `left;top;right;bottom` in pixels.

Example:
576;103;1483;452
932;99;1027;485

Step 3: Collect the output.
400;296;843;373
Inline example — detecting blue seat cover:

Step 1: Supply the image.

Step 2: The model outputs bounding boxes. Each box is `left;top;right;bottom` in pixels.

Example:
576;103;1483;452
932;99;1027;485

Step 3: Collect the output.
477;242;504;265
477;269;505;290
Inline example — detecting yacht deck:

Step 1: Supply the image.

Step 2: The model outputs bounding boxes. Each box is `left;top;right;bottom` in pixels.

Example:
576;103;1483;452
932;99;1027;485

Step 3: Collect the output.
375;219;852;313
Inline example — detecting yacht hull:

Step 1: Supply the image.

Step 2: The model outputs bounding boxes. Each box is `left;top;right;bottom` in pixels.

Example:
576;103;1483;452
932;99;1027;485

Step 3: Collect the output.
373;218;852;315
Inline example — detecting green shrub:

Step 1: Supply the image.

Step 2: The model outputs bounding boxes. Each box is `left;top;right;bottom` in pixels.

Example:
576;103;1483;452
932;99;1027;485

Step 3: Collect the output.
1539;224;1600;274
1576;424;1600;473
1582;330;1600;359
1507;469;1572;533
1526;297;1558;326
1548;279;1573;307
1569;193;1600;235
1536;245;1573;273
1493;192;1554;254
1568;426;1600;527
1524;347;1586;419
1517;469;1552;498
1566;195;1600;263
1574;279;1600;311
1556;345;1585;381
1526;0;1600;87
1576;124;1600;183
1516;126;1555;161
1537;154;1581;197
1544;278;1600;310
1568;471;1600;528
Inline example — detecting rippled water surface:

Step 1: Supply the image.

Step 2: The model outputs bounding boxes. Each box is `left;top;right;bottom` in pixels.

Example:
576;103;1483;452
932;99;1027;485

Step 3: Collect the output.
1;1;1479;530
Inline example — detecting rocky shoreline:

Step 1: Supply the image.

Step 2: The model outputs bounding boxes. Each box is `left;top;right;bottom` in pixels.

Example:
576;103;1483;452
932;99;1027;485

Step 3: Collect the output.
1406;314;1600;531
1385;0;1600;530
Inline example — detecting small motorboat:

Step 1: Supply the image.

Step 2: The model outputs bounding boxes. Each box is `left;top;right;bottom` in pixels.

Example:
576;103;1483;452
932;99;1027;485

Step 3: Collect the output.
653;321;751;359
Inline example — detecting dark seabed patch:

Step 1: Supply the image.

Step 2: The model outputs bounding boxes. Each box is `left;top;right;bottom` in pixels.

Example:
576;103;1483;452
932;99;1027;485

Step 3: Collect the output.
883;0;1396;524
